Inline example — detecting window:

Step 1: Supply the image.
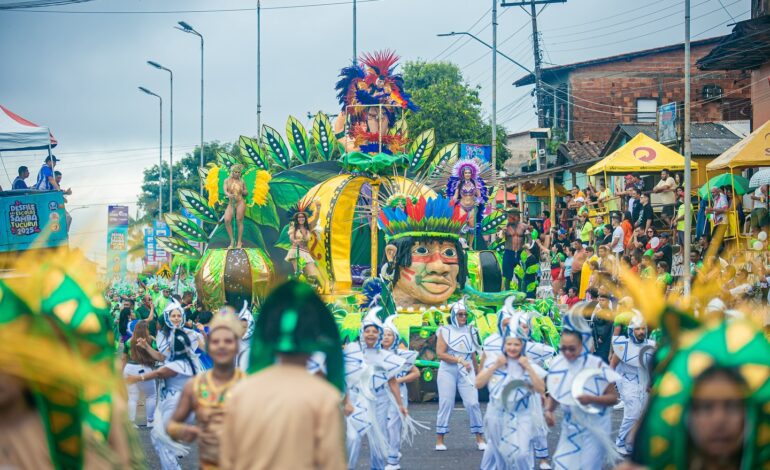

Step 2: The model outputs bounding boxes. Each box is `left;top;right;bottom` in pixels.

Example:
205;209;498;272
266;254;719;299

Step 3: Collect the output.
636;98;658;123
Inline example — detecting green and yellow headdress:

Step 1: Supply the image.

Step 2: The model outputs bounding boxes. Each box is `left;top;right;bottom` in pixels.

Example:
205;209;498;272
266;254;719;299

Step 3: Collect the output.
377;196;467;242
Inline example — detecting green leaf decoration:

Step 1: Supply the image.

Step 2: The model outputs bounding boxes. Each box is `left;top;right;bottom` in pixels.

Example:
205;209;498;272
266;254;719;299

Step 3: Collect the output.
389;115;408;139
164;213;209;243
311;112;335;161
245;193;280;230
178;189;219;224
285;116;310;164
274;225;291;250
426;142;459;178
261;125;291;170
270;172;315;210
408;129;436;171
198;166;209;182
481;210;506;235
239;135;269;171
156;236;199;258
216;151;241;169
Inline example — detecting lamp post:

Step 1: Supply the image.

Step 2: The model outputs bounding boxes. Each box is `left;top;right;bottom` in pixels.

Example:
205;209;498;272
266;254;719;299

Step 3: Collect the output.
138;86;163;220
148;60;174;213
176;21;204;194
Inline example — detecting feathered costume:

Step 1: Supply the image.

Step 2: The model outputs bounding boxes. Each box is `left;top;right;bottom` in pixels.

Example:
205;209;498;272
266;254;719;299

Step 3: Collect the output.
204;163;271;208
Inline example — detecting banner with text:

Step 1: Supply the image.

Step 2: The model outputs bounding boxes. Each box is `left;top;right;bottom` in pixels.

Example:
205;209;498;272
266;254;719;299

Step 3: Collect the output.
153;220;170;265
106;205;129;280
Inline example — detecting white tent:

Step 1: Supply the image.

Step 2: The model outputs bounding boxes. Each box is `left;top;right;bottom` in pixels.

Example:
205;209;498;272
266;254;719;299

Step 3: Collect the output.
0;104;57;152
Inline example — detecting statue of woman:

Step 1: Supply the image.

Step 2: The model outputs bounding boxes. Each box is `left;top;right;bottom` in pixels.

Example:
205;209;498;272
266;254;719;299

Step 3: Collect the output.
224;164;248;249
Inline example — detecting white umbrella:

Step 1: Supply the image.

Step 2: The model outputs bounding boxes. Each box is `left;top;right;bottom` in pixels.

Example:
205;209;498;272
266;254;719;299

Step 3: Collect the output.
750;168;770;188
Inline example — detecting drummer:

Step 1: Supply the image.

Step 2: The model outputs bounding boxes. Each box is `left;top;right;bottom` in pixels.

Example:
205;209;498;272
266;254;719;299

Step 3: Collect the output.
544;307;621;468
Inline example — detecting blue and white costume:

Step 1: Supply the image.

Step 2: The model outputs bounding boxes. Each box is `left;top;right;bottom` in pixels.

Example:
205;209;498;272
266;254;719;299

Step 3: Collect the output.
151;301;203;470
436;298;483;438
547;312;620;470
345;310;407;470
612;314;655;454
523;315;556;462
236;301;255;372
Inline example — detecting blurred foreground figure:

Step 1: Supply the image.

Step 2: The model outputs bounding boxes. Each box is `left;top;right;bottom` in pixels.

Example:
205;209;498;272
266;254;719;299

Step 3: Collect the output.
220;281;346;470
0;250;143;469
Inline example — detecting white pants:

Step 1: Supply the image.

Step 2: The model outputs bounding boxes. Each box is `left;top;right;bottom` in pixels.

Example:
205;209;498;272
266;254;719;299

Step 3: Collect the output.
123;363;157;425
615;381;646;453
553;406;611;470
386;384;408;465
347;390;390;470
436;362;483;435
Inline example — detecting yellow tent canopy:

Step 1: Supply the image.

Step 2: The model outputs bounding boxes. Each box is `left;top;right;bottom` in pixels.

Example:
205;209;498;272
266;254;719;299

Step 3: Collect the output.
586;132;686;175
520;182;569;197
706;119;770;171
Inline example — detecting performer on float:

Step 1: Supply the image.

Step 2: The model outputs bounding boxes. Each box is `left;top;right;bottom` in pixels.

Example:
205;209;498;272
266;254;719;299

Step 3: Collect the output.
435;296;486;451
285;199;323;282
610;313;655;456
345;308;409;470
544;308;621;469
126;300;204;470
223;164;248;249
476;319;547;470
166;312;246;470
382;316;421;470
441;158;495;248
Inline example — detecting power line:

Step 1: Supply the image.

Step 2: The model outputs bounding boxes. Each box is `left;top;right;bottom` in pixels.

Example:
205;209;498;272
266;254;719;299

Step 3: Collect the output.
432;6;491;61
2;0;381;13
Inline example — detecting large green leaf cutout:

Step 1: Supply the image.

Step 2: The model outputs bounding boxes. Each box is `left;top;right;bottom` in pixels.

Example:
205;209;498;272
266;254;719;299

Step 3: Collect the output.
274;225;291;251
425;142;459;178
286;116;310;165
164;213;209;243
245;193;279;230
312;112;335;161
261;125;291;170
216;151;241;169
239;135;269;170
178;189;219;224
408;129;436;171
389;116;408;140
481;210;506;235
270;172;315;210
156;236;200;258
198;166;209;182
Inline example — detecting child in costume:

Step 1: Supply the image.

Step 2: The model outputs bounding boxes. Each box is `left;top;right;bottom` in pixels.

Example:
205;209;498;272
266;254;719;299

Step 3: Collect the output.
435;297;486;451
544;307;621;469
344;308;409;470
610;313;655;455
476;319;548;470
381;316;421;470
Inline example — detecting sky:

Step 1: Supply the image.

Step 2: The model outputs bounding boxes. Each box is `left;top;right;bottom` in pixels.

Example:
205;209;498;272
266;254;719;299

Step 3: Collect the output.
0;0;750;266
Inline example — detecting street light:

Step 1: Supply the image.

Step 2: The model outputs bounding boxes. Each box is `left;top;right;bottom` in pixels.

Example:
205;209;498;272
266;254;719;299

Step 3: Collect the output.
138;86;163;221
176;20;204;193
148;60;174;214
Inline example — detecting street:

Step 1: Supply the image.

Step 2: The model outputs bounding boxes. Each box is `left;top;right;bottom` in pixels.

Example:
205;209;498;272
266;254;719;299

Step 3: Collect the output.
135;400;624;469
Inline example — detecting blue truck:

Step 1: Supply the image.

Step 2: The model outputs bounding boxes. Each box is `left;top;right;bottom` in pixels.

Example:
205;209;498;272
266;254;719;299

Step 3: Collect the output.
0;189;69;254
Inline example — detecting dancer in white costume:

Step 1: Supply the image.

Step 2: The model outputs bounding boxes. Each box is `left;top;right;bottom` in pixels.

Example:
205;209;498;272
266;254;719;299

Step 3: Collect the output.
610;313;655;455
476;321;547;470
544;308;621;470
523;313;557;470
345;309;409;470
125;300;203;470
381;316;421;470
235;301;255;372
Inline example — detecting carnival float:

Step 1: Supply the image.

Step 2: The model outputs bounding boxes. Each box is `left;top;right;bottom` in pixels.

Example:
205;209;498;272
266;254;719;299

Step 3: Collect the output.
154;50;560;397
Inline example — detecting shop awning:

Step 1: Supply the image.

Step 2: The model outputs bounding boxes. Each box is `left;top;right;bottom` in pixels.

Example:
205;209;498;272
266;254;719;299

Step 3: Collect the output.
587;132;685;175
706;119;770;171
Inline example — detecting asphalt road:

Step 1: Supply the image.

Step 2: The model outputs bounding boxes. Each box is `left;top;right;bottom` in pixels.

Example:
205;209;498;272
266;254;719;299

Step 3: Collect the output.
135;400;624;469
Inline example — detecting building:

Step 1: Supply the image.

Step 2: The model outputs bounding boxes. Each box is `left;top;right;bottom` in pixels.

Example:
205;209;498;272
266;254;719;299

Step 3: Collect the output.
503;130;536;175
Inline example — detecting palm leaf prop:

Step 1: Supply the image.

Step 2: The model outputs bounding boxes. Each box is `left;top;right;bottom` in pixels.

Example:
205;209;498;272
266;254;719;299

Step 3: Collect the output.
239;135;269;171
481;210;506;235
164;213;209;243
156;236;200;258
216;151;241;169
198;166;209;183
269;172;316;210
178;189;219;224
274;225;291;251
245;194;280;231
261;125;291;170
425;142;459;179
389;115;408;140
408;129;436;171
286;116;310;164
311;112;335;161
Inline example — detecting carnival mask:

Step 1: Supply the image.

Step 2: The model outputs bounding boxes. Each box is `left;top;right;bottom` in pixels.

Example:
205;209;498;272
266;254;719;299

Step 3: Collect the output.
386;239;460;307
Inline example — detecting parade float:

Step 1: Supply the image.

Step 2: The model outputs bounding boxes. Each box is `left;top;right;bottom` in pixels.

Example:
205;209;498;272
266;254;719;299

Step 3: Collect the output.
154;51;559;397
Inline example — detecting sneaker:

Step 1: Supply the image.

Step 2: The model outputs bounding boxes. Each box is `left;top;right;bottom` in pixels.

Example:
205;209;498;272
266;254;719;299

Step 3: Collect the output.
477;442;487;451
435;444;447;451
384;465;401;470
613;401;625;410
539;462;552;470
146;421;154;429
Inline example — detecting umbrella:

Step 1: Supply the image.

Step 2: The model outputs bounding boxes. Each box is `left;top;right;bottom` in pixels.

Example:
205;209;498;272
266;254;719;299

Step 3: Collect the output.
749;169;770;189
698;173;750;199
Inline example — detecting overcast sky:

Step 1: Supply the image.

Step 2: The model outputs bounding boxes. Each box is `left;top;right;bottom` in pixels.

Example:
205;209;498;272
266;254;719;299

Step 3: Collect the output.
0;0;749;264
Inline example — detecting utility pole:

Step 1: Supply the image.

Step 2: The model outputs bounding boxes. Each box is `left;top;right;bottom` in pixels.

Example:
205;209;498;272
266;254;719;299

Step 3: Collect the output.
492;0;498;171
683;0;693;295
257;0;262;133
353;0;357;64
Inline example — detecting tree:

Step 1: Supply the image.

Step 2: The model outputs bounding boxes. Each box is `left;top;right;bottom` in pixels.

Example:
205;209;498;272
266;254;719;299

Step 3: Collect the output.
136;141;238;222
402;61;510;170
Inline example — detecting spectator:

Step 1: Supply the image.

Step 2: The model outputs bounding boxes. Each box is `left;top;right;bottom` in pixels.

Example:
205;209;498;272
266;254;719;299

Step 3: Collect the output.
12;166;29;190
550;243;566;294
599;224;613;248
591;291;614;363
750;184;769;235
564;287;580;307
610;213;625;256
134;294;157;336
542;210;552;233
621;212;634;249
640;254;654;279
124;320;158;428
621;174;644;207
654;232;673;269
705;186;730;246
597;244;618;280
563;245;574;291
656;261;673;290
628;188;642;226
597;180;618;214
673;187;694;246
571;241;588;293
636;193;654;232
54;171;73;231
35;155;61;191
652;169;677;226
579;213;593;245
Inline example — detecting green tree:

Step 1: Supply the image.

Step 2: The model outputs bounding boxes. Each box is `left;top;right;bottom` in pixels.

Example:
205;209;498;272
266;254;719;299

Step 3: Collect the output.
402;61;510;170
137;141;238;222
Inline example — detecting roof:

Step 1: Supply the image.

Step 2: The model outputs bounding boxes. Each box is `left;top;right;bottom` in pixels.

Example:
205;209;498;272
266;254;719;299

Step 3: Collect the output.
587;133;686;175
697;16;770;71
557;140;606;163
514;36;725;86
603;122;744;157
707;119;770;171
0;104;57;152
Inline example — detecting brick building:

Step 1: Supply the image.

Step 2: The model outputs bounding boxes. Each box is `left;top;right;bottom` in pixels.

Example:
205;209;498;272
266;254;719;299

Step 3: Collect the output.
513;37;752;144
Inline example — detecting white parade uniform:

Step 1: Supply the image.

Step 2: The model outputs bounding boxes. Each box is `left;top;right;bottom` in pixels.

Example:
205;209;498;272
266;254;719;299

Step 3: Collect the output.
612;334;655;453
435;323;483;436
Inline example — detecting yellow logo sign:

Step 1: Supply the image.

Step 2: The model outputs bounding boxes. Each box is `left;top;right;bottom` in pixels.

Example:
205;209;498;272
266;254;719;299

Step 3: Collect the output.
156;264;172;279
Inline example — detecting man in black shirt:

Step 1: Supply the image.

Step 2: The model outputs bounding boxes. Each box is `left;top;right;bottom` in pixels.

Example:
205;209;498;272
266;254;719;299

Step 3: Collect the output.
654;232;673;271
636;193;654;231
